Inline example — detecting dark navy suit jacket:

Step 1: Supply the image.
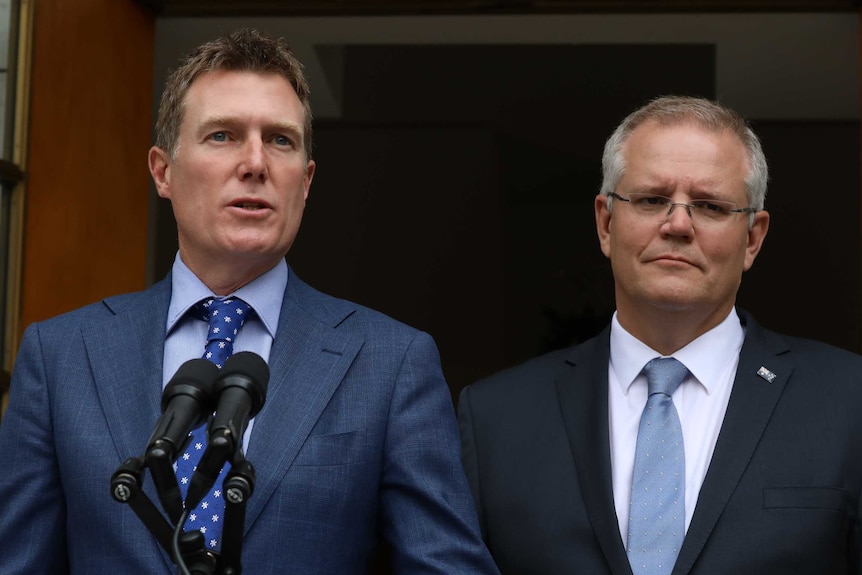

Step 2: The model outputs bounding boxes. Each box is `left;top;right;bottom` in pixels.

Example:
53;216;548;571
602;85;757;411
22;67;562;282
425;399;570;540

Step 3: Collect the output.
459;311;862;574
0;269;498;575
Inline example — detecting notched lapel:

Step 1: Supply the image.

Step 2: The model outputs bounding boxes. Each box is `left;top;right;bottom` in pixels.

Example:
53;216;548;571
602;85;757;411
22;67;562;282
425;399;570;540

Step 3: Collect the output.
673;320;793;575
81;286;174;573
242;296;363;531
554;328;634;575
84;292;167;465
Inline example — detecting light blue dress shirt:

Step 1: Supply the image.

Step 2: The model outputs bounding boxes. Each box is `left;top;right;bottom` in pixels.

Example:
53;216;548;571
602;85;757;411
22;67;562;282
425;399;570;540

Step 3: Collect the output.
162;253;287;450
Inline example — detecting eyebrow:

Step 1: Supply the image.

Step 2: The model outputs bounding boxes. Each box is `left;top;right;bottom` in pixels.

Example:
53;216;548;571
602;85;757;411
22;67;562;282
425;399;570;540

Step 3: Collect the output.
197;116;305;141
630;182;727;201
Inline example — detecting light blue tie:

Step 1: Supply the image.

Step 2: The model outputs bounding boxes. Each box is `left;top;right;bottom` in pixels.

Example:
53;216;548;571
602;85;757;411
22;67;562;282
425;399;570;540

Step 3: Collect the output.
627;357;688;575
175;297;252;551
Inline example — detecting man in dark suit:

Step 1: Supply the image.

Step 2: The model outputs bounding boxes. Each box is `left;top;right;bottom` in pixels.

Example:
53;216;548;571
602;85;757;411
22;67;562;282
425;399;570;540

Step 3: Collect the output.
458;95;862;574
0;29;498;575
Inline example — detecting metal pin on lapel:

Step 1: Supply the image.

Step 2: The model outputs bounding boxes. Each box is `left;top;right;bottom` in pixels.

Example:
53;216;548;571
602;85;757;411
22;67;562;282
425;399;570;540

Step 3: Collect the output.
757;366;777;383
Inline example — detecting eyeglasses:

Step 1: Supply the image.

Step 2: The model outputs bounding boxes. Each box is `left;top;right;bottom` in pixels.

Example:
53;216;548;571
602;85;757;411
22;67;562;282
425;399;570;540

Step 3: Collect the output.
608;192;756;224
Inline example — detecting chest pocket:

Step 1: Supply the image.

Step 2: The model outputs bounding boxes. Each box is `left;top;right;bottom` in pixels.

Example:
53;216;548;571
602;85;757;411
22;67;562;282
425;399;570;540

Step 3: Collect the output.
292;429;367;466
763;487;853;513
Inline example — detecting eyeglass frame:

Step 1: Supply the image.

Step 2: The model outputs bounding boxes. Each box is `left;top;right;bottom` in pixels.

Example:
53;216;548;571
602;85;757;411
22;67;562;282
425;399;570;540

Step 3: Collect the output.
607;191;757;225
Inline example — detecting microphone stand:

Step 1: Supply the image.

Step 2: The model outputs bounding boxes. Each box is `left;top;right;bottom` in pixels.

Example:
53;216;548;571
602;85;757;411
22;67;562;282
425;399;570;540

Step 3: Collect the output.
219;459;255;574
111;450;256;575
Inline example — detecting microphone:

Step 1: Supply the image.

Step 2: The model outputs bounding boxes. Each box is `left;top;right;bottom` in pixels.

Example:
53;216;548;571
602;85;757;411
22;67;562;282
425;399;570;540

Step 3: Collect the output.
185;351;269;509
145;358;220;463
145;358;219;523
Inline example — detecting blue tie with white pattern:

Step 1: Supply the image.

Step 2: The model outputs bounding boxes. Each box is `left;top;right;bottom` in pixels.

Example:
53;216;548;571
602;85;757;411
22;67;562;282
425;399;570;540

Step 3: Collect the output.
175;297;252;552
627;357;688;575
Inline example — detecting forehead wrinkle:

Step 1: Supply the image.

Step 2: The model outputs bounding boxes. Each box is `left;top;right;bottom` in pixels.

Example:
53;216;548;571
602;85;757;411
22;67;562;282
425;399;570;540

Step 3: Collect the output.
627;163;734;198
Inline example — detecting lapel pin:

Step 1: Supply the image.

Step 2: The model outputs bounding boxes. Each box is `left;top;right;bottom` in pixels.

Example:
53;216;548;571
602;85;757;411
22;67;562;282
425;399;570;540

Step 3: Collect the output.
757;366;777;383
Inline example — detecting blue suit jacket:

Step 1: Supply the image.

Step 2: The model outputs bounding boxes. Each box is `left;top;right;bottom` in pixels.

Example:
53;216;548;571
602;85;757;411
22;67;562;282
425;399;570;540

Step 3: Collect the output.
0;270;498;575
459;311;862;574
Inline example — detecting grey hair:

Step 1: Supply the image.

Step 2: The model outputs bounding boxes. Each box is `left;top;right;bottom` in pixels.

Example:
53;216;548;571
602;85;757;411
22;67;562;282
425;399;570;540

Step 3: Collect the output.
600;96;768;227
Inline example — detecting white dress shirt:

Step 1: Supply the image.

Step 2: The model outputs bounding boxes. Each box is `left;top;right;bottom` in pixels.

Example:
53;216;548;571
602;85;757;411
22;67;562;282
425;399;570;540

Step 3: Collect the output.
609;307;744;543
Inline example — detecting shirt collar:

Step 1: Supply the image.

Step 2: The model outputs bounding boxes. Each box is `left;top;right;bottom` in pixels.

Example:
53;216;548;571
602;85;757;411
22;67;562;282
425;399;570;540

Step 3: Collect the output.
166;253;287;338
609;307;745;396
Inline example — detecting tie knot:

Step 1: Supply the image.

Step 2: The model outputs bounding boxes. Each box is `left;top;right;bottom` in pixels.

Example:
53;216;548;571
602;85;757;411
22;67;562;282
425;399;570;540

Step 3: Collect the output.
191;297;253;342
643;357;688;397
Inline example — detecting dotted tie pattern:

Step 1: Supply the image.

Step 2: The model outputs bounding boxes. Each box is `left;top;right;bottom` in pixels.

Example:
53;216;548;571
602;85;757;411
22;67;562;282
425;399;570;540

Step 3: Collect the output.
175;297;252;551
627;357;689;575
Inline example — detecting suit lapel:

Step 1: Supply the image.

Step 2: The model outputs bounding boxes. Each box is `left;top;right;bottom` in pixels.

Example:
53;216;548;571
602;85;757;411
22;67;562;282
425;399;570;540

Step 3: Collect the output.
243;272;363;530
81;278;173;572
555;327;634;575
83;280;170;465
673;313;793;575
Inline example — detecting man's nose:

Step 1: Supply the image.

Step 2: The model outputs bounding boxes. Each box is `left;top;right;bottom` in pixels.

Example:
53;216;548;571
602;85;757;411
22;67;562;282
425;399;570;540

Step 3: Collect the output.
665;202;693;221
239;139;267;181
662;202;694;235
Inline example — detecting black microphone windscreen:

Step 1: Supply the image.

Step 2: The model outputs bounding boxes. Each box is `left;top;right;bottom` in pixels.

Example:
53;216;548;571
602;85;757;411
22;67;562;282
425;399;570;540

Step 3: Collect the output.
218;351;269;416
221;352;269;391
161;358;220;412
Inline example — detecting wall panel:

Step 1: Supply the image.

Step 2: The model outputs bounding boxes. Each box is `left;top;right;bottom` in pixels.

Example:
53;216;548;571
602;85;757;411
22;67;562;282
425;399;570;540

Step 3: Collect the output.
20;0;154;333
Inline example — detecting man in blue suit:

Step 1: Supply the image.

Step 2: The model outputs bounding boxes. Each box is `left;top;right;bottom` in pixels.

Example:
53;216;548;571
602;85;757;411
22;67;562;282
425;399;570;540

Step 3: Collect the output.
459;96;862;574
0;29;498;575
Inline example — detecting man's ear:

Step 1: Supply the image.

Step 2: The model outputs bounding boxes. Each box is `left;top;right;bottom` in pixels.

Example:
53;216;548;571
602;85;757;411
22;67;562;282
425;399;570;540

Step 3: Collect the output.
595;193;613;259
303;159;315;201
149;146;172;199
743;209;770;271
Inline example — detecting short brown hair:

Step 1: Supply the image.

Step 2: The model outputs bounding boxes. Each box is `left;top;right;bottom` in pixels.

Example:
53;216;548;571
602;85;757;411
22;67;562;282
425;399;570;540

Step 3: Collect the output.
154;28;313;159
